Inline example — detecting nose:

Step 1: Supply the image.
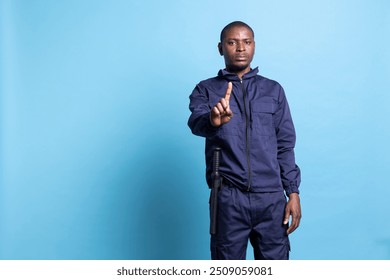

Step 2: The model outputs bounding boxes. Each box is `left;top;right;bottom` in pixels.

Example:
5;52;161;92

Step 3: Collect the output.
236;41;245;52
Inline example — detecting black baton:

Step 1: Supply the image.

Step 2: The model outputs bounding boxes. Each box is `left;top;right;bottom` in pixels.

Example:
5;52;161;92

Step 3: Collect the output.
210;147;222;235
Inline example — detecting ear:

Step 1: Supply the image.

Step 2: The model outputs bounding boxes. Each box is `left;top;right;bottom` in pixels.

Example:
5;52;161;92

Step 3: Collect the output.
218;42;223;56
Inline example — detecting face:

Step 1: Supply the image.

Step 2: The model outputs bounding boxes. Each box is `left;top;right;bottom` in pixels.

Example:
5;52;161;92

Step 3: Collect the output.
218;26;255;76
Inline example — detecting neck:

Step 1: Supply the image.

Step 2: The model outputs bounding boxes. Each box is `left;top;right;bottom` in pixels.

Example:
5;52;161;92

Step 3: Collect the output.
226;66;251;79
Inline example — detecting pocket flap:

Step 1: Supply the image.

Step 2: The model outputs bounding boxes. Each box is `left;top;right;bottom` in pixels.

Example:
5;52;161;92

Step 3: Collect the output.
253;102;276;114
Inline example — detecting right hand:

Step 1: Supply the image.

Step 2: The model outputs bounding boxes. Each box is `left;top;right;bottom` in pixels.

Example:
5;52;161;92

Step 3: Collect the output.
210;82;233;127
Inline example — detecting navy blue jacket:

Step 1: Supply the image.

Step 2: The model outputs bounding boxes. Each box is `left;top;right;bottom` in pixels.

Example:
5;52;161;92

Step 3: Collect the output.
188;67;301;195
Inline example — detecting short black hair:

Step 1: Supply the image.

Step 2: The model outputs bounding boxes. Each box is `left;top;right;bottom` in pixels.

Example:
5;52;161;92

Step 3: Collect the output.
220;21;255;42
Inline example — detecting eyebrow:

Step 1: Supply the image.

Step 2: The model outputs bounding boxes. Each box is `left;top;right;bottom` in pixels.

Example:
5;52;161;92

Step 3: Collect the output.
225;38;253;41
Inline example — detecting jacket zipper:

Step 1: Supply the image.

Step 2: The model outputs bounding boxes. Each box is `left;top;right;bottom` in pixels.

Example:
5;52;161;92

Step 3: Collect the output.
240;79;252;191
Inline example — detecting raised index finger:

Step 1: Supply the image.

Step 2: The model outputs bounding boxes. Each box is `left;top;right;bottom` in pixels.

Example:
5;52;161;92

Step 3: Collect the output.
225;82;232;103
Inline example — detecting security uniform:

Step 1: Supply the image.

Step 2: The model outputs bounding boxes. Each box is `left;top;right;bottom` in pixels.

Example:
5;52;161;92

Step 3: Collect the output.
188;67;301;260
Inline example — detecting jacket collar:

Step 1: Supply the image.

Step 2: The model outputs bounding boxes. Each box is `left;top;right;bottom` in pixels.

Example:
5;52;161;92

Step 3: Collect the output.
217;67;259;81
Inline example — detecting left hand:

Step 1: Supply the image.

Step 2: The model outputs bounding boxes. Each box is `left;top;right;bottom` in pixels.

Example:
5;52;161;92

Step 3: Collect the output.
283;193;301;234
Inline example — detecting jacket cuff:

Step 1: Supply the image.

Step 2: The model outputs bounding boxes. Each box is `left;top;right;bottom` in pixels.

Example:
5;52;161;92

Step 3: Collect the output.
284;182;300;196
204;116;220;136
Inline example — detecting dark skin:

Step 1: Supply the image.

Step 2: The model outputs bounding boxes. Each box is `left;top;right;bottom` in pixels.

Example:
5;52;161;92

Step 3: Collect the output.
210;25;301;235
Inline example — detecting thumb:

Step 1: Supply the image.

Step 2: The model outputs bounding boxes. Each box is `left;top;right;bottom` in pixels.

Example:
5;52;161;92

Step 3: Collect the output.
283;208;290;225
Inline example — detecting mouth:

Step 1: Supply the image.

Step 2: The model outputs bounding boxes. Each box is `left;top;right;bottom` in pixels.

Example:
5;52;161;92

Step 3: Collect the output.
235;56;247;61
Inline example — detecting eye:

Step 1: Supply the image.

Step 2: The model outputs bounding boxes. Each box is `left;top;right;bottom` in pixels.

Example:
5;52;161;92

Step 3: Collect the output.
245;40;252;45
227;41;236;46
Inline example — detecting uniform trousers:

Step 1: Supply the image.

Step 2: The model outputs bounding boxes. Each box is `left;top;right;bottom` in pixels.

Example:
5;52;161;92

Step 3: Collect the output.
210;184;290;260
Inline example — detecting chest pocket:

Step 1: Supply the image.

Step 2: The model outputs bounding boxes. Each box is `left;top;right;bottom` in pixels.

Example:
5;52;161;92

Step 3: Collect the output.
252;102;277;136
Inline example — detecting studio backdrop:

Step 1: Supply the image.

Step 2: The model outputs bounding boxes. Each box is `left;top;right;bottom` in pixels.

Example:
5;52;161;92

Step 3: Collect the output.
1;0;389;259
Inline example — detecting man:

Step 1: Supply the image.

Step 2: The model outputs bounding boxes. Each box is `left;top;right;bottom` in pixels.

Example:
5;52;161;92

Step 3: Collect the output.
188;21;301;260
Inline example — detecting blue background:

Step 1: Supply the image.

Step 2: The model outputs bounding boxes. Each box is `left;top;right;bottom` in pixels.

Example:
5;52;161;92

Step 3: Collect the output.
1;0;389;260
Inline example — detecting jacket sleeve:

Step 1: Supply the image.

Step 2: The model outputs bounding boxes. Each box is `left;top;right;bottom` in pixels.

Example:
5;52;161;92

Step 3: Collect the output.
274;86;301;195
187;84;219;138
